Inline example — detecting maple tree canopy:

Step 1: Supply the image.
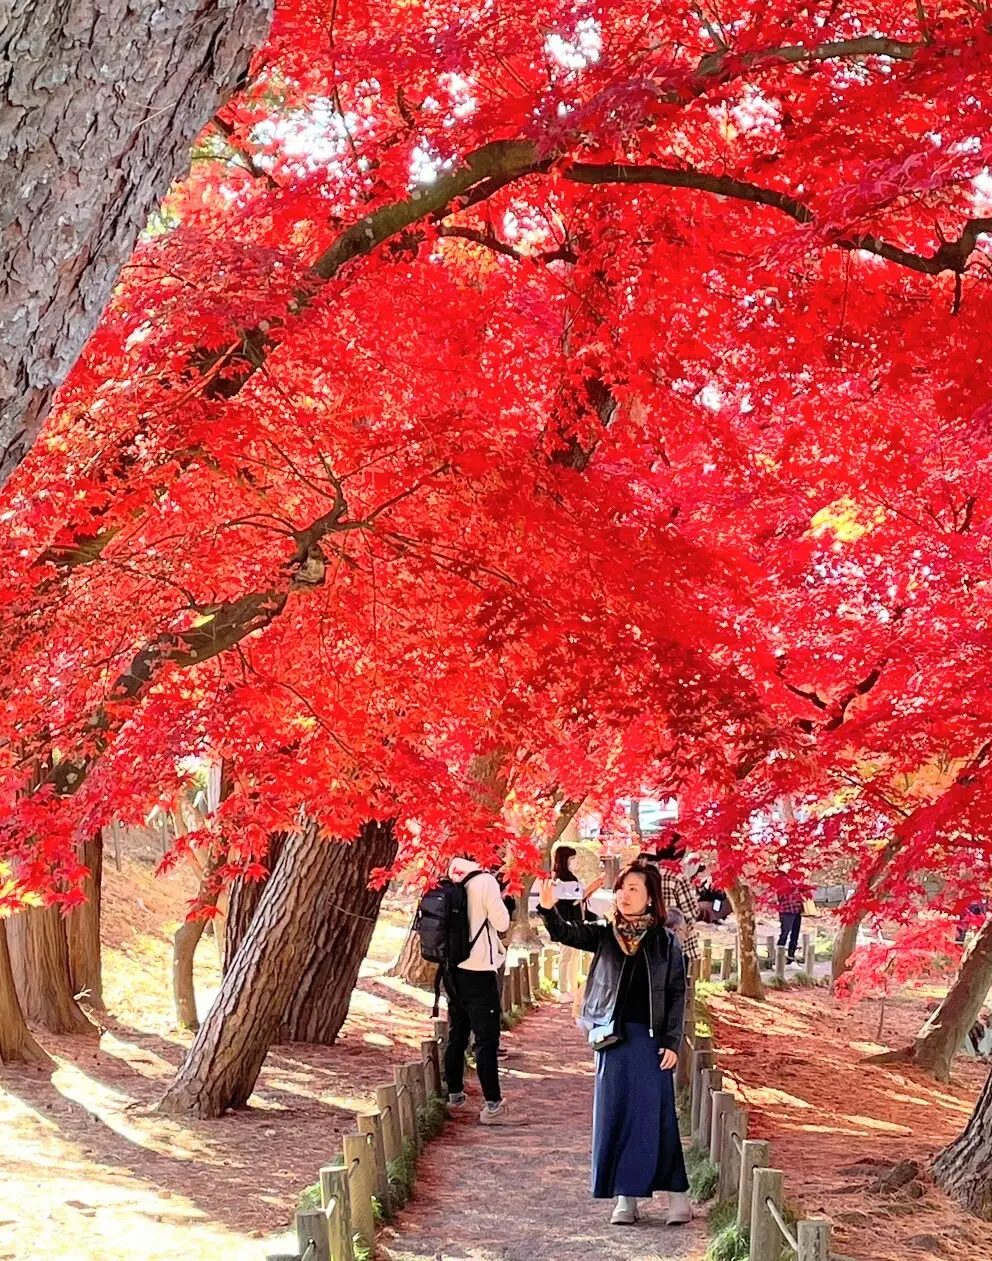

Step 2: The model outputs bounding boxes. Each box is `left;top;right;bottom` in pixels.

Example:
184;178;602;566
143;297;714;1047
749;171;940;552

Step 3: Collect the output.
3;0;992;918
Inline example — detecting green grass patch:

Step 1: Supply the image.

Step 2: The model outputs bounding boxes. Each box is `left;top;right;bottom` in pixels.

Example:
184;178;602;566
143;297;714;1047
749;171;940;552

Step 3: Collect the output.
706;1218;749;1261
353;1234;373;1261
386;1137;418;1210
297;1181;321;1211
684;1139;719;1203
676;1083;692;1131
417;1092;448;1143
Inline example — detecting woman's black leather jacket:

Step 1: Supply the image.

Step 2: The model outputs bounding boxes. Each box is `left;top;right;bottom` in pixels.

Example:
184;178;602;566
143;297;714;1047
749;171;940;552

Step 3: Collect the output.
539;905;686;1050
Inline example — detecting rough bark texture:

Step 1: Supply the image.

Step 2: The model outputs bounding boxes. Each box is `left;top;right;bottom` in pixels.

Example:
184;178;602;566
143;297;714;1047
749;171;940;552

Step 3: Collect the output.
0;0;273;485
8;904;95;1035
278;820;397;1043
729;877;764;1000
832;914;865;985
933;1067;992;1218
66;831;103;1008
390;922;438;989
913;918;992;1081
0;920;51;1066
223;830;287;968
173;847;227;1030
157;820;393;1116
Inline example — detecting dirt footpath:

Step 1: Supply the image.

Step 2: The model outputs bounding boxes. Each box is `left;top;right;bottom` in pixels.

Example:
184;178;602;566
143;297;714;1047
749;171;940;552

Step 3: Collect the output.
380;999;708;1261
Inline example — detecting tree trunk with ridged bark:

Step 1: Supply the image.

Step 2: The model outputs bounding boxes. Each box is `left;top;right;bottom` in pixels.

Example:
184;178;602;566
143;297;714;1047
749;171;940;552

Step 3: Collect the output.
913;917;992;1081
933;1067;992;1218
729;878;764;1000
390;922;437;989
0;920;50;1066
0;0;272;485
224;832;287;969
158;820;394;1115
66;831;104;1009
8;904;95;1035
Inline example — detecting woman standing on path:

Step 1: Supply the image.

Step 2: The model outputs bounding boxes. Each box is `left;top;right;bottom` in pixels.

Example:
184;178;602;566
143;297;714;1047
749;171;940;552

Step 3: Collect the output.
551;845;603;1003
537;861;691;1228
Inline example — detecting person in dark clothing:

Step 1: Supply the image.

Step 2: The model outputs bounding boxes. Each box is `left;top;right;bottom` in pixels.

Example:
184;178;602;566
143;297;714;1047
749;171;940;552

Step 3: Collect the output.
538;861;690;1227
777;881;804;963
551;845;604;1000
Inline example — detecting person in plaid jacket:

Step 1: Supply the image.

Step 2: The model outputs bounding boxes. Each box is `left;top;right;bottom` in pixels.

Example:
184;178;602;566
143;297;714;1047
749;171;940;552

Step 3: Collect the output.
776;874;804;963
640;833;702;965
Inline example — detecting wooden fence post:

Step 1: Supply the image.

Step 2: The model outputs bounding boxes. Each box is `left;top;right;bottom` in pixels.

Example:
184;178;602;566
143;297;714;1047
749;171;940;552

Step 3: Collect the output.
510;962;522;1009
501;969;512;1013
749;1167;784;1261
697;1067;723;1146
421;1038;441;1099
690;1042;714;1135
394;1066;419;1152
358;1111;390;1215
804;932;816;979
433;1016;449;1057
676;1008;694;1092
519;958;533;1005
721;946;735;981
718;1105;747;1202
296;1209;330;1261
344;1132;375;1252
775;945;787;981
764;934;775;968
709;1089;734;1166
319;1165;354;1261
737;1139;769;1232
701;939;713;982
797;1219;831;1261
542;946;556;985
376;1084;402;1165
528;950;541;996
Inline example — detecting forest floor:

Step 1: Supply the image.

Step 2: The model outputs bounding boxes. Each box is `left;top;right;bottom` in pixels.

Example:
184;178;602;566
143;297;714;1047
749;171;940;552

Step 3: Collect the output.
707;980;992;1261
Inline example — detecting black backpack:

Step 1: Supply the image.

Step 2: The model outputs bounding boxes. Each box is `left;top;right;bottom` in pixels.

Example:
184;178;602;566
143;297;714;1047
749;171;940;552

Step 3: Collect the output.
414;870;488;1014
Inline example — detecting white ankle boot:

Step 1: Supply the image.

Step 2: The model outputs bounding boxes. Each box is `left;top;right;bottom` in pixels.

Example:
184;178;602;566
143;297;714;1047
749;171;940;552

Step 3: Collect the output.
610;1196;639;1225
666;1191;692;1225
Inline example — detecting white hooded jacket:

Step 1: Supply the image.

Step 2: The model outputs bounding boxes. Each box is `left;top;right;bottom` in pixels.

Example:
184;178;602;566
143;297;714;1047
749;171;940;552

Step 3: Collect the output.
448;858;510;971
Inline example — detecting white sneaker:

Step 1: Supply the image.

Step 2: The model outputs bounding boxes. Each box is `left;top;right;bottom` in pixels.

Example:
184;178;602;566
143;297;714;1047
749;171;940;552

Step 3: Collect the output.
666;1191;692;1225
479;1100;511;1125
610;1196;639;1225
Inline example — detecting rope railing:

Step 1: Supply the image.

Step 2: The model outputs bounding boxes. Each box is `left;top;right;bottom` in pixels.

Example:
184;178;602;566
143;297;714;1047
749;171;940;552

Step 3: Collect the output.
766;1197;799;1253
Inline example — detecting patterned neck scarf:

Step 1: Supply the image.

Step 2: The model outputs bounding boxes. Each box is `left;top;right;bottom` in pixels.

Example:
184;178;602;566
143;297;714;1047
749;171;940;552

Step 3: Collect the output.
612;910;656;955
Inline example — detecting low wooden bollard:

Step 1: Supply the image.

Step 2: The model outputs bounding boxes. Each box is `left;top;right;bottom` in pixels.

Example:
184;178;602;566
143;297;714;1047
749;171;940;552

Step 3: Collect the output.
421;1038;441;1099
393;1065;419;1152
343;1132;376;1252
509;962;523;1008
375;1083;402;1165
804;932;816;978
719;1104;747;1203
433;1016;449;1057
701;939;713;982
697;1067;722;1146
500;969;512;1014
409;1058;428;1113
764;934;775;968
721;946;735;981
775;944;787;981
675;1008;694;1093
358;1111;390;1215
689;1041;714;1135
736;1138;769;1232
797;1219;831;1261
749;1166;785;1261
319;1164;354;1261
709;1089;734;1166
295;1207;330;1261
519;958;533;1005
528;950;541;996
542;946;556;984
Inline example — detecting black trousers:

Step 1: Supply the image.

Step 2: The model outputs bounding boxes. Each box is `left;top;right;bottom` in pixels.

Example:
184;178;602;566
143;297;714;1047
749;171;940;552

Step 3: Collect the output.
778;911;802;959
444;968;501;1103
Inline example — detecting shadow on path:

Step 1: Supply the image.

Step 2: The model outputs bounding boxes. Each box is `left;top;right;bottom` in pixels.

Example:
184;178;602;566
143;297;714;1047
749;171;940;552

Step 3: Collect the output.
380;999;708;1261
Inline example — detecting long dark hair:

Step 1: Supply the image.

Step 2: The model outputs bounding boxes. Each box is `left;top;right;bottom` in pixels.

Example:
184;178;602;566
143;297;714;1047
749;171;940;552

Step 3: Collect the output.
553;845;577;882
613;860;666;921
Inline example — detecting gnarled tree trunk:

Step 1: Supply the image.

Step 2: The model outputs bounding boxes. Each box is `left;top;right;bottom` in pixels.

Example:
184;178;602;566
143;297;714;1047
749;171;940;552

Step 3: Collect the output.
832;914;865;986
66;831;103;1009
278;821;396;1043
224;831;287;969
158;819;394;1116
173;846;227;1030
390;924;438;989
933;1067;992;1218
0;920;50;1066
912;917;992;1081
8;904;94;1035
729;878;764;1000
0;0;272;485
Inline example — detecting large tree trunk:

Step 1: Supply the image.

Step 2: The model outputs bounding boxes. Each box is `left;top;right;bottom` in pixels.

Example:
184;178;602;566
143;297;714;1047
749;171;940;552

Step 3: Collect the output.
173;847;227;1030
278;821;397;1043
8;904;95;1035
911;918;992;1081
224;831;287;969
729;878;764;1000
933;1067;992;1219
0;920;50;1066
390;923;438;989
158;820;393;1116
0;0;272;486
66;831;104;1009
832;913;865;986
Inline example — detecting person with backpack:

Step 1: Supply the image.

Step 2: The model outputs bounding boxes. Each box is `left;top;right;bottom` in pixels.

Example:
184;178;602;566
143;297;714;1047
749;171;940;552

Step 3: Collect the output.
415;856;511;1123
537;861;690;1226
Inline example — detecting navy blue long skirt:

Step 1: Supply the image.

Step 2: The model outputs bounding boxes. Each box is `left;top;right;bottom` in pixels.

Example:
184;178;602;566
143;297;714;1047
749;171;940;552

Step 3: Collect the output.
591;1022;690;1199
